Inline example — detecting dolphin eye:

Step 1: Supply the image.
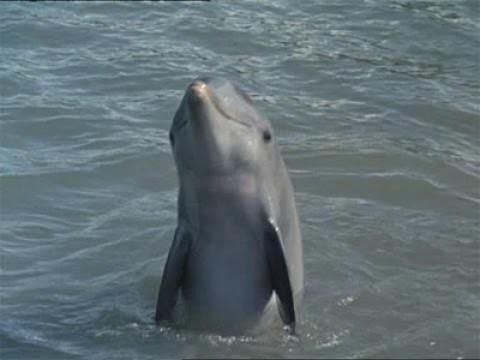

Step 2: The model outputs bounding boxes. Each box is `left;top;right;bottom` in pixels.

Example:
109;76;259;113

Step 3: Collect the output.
263;130;272;142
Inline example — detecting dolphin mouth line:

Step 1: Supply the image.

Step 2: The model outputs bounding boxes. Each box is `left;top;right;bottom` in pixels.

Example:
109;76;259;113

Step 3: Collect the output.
189;82;252;129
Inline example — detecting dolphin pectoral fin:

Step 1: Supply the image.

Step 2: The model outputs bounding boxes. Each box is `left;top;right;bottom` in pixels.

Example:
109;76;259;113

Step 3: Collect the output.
155;225;191;323
265;219;296;334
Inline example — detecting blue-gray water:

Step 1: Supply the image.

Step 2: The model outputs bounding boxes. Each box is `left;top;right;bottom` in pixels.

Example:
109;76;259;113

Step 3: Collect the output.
1;1;479;359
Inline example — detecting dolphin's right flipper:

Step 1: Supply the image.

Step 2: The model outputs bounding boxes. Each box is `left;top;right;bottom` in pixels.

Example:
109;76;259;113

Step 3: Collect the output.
155;225;191;323
265;218;296;334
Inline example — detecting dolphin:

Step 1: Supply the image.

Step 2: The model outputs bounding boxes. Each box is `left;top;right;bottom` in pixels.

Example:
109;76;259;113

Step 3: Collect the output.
155;77;303;335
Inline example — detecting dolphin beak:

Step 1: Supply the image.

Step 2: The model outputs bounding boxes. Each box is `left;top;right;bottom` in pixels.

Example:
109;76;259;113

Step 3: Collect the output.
190;80;207;91
186;80;215;116
188;80;210;101
185;78;250;128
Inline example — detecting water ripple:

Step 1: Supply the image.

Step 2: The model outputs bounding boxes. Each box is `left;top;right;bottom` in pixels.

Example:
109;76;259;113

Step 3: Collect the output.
1;1;479;359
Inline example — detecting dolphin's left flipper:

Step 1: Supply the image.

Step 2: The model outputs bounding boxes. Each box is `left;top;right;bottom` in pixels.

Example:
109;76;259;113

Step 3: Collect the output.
265;218;296;333
155;225;191;323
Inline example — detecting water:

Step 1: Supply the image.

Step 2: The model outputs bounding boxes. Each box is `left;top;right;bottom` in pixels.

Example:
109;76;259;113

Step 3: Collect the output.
1;1;479;358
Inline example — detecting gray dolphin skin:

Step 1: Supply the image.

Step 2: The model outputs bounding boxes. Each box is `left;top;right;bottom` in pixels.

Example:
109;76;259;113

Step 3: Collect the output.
155;77;303;334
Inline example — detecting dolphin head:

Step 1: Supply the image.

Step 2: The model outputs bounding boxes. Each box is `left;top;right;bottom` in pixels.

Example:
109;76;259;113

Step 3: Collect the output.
170;77;276;178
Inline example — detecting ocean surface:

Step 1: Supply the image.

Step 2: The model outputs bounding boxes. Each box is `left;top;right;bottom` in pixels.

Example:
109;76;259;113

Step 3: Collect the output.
1;1;479;359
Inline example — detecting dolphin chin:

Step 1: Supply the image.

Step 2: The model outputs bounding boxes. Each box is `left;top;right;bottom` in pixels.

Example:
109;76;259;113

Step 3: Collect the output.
156;77;304;335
